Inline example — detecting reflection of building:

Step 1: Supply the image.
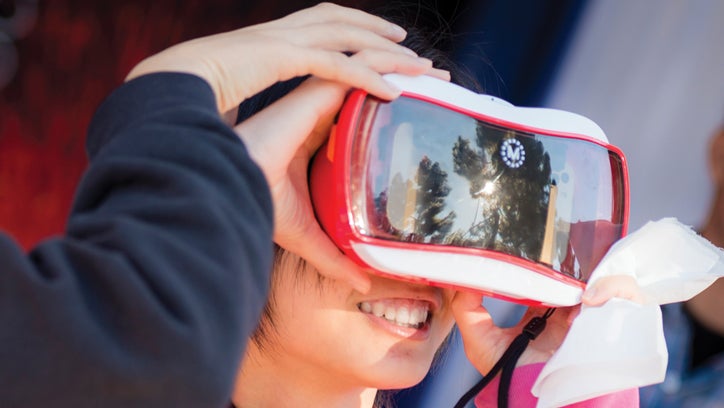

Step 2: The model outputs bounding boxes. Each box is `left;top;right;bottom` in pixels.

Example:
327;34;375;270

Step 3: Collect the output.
560;219;623;282
553;218;575;276
540;182;558;264
385;173;418;233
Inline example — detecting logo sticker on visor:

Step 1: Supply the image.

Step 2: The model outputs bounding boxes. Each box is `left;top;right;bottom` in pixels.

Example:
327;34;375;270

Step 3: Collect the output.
501;138;526;168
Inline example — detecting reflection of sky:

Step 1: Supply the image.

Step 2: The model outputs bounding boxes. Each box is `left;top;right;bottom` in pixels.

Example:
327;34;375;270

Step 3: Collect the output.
384;99;480;232
549;138;614;223
370;97;616;234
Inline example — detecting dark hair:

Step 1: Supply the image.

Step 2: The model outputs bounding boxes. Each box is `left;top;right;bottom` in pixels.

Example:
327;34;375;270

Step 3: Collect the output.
369;0;480;93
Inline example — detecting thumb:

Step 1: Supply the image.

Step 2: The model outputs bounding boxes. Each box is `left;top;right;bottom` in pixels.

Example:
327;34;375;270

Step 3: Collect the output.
452;291;507;374
452;290;494;336
235;78;348;185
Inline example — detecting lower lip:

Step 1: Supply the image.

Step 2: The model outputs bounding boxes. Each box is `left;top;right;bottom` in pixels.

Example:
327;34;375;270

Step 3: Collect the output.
362;312;431;341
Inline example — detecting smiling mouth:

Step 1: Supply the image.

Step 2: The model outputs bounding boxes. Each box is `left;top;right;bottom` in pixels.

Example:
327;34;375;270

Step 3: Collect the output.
357;299;431;329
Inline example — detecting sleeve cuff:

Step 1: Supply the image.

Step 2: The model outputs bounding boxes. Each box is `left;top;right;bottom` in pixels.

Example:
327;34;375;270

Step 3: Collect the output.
86;72;217;157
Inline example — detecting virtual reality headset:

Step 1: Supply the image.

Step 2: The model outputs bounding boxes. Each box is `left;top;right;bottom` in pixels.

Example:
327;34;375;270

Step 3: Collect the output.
310;74;629;306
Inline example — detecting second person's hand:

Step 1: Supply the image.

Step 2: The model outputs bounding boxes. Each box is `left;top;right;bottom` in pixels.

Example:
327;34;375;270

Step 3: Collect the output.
126;2;431;114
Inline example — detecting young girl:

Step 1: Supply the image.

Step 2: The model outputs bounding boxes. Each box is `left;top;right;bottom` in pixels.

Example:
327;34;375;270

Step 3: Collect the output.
219;5;644;407
124;4;637;408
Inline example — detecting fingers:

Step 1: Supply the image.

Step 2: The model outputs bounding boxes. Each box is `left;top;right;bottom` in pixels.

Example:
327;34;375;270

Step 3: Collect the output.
225;45;434;114
268;2;408;42
235;78;347;187
451;290;487;316
242;4;438;102
581;275;647;306
128;3;441;114
451;291;495;344
286;48;435;100
268;23;417;57
237;48;442;184
277;222;372;294
451;290;492;341
427;67;452;81
232;77;375;298
269;152;371;293
451;291;512;374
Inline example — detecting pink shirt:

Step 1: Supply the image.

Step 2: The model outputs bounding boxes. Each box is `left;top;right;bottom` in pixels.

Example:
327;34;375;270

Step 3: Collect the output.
475;363;639;407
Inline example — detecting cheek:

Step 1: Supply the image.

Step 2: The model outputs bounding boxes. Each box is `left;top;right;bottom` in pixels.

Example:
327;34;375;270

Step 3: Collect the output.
271;271;360;358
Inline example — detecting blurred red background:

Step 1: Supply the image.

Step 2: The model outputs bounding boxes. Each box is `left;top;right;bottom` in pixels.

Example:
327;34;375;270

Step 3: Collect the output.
0;0;381;249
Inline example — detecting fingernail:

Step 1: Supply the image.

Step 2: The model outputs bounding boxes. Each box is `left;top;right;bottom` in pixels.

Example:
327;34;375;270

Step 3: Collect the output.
390;24;407;39
431;68;452;80
582;287;597;302
384;81;402;98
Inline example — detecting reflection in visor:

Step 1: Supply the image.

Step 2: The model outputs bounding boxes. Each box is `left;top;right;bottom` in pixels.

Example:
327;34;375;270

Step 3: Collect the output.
350;96;626;282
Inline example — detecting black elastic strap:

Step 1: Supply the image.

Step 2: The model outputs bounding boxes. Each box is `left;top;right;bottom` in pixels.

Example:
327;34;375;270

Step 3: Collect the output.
453;308;556;408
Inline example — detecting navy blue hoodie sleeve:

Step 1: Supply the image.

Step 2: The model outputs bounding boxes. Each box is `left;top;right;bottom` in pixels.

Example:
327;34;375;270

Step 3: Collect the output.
0;72;273;407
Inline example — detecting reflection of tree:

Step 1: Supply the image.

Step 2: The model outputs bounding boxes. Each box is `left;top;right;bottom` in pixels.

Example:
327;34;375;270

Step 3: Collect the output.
451;123;552;261
415;156;455;242
374;156;455;243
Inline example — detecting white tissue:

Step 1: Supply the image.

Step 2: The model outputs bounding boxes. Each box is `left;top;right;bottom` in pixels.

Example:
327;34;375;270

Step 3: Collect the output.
531;218;724;407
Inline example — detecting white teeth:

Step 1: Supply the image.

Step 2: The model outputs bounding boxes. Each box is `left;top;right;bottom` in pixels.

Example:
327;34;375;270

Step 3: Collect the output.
396;307;410;325
372;302;385;318
384;306;397;321
410;308;424;325
358;301;430;328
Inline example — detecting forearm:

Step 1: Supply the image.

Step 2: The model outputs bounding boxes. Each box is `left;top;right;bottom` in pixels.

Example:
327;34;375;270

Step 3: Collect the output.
0;73;273;407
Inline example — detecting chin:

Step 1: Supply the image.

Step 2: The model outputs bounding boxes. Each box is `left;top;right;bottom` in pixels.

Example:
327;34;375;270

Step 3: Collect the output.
365;358;434;390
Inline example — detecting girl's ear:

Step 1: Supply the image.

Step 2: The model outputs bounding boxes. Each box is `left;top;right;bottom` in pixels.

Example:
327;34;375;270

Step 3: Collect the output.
709;126;724;186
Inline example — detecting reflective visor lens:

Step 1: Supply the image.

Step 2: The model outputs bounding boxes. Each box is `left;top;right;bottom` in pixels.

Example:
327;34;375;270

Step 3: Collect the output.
349;96;626;282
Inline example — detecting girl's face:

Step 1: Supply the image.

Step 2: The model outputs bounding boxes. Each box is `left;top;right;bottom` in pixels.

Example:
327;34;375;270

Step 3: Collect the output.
259;250;456;392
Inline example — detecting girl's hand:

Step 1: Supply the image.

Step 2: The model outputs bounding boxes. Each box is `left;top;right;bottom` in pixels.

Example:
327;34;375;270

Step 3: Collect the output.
235;56;446;292
453;275;646;375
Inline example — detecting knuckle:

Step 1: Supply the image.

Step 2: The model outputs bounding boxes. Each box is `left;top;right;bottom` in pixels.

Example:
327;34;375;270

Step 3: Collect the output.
353;48;373;60
314;2;338;12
